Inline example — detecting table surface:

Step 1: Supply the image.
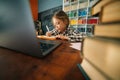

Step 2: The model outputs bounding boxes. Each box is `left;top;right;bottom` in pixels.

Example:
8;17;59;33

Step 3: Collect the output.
0;41;85;80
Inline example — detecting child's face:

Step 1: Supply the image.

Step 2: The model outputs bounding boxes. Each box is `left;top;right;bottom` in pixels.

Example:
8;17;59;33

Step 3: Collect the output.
53;17;67;32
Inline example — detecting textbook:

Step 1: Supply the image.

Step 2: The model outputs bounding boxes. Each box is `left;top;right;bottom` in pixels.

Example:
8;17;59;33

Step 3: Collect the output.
100;1;120;23
94;23;120;38
81;58;107;80
82;37;120;80
92;0;112;15
79;0;120;80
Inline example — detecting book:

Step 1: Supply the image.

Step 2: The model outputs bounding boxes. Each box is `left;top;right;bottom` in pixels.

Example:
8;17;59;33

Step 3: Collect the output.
81;58;108;80
94;23;120;38
64;6;70;12
89;0;100;7
79;1;120;80
78;17;99;24
71;4;78;11
82;37;120;80
92;0;113;15
100;1;120;23
37;35;56;40
79;1;88;9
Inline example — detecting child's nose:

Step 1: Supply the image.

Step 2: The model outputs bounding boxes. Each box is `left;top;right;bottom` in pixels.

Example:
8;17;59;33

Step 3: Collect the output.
56;25;60;29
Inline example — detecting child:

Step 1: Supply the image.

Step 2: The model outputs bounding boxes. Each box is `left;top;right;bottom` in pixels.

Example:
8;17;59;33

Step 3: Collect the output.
46;10;82;42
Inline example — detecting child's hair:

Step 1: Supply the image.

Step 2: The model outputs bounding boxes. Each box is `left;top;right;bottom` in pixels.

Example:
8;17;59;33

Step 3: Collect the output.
52;10;69;27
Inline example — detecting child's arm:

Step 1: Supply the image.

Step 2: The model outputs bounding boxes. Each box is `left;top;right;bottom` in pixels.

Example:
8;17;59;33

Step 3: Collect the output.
56;35;69;40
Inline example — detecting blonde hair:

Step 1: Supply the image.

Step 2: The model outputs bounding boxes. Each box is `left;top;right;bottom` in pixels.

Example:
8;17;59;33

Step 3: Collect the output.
52;10;69;27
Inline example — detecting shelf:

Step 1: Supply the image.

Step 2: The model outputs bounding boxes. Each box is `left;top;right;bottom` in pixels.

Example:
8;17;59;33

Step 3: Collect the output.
69;16;78;19
79;0;88;3
64;3;70;7
71;1;78;5
78;15;91;18
70;23;95;25
63;0;98;36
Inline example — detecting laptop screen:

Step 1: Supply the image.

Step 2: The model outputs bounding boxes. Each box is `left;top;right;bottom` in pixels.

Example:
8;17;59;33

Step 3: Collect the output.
0;0;45;57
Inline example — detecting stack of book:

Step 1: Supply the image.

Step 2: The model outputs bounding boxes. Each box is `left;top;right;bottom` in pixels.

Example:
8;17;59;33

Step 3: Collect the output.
78;0;120;80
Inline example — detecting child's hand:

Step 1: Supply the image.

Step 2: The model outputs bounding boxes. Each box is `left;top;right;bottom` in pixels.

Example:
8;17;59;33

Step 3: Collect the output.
46;31;51;36
56;35;69;40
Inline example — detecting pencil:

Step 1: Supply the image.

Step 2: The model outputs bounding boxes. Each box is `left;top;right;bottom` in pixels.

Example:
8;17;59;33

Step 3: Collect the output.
46;25;50;31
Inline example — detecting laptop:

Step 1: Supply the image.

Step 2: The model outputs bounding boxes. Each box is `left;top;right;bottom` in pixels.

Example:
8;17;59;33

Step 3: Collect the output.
0;0;61;58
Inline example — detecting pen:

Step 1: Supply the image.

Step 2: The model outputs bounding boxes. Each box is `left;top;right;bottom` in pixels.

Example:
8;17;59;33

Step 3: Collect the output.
46;25;50;31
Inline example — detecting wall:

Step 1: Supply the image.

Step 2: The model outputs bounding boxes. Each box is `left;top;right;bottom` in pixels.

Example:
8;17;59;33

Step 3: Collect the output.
29;0;38;21
38;6;62;34
38;0;62;13
38;0;63;34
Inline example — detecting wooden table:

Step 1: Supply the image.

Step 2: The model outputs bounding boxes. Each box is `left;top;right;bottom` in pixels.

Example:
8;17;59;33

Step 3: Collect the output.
0;41;85;80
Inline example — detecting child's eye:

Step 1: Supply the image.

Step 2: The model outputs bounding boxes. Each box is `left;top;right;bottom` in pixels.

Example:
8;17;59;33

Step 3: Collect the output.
58;22;61;25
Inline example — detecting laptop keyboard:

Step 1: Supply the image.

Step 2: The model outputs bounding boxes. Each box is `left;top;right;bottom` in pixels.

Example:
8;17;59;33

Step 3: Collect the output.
40;42;54;52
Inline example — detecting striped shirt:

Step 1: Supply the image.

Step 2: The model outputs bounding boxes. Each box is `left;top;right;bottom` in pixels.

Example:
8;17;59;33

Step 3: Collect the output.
50;27;83;42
